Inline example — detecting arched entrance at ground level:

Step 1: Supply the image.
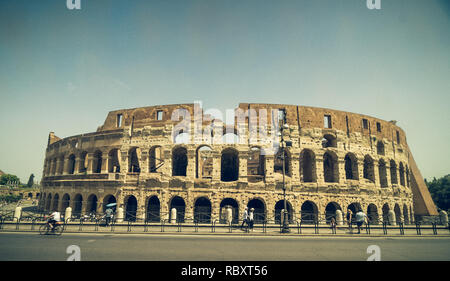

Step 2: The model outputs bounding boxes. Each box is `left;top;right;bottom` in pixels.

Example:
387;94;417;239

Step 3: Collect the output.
247;199;266;224
274;200;293;224
170;196;186;223
219;198;239;224
52;194;59;212
61;194;70;213
86;194;98;214
347;202;362;215
146;196;160;222
403;204;409;224
300;201;318;224
102;195;117;213
125;195;138;221
367;204;379;224
73;194;83;218
394;204;402;225
46;194;52;211
194;197;212;223
325;202;341;223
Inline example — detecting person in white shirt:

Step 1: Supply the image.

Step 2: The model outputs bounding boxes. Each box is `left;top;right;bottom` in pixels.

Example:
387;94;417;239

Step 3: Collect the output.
48;211;61;231
248;208;255;231
241;207;248;230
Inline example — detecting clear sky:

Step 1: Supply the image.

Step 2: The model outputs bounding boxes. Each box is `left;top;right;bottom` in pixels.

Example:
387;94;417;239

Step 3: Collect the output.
0;0;448;183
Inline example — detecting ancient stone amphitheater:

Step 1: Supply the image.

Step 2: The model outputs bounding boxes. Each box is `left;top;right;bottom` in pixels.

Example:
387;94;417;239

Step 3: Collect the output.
39;103;437;225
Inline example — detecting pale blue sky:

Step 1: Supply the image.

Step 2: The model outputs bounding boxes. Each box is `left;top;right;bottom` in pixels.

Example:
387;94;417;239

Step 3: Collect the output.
0;0;448;183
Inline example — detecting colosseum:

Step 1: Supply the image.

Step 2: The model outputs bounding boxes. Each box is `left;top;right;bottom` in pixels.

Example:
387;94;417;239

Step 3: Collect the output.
38;103;438;226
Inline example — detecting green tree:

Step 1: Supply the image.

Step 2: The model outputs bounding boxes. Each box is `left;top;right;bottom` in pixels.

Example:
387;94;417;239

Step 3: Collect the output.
426;175;450;212
0;174;20;185
27;174;35;187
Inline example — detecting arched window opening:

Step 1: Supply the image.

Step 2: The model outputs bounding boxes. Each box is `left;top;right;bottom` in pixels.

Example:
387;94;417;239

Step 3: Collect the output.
274;149;290;176
323;152;339;183
390;160;398;185
248;147;265;183
367;204;379;224
394;204;402;225
399;162;405;186
79;152;88;173
125;195;138;222
108;149;120;173
102;195;117;213
52;194;59;212
93;150;103;173
300;149;316;182
344;153;358;180
68;154;76;174
322;134;337;148
87;194;98;214
363;155;375;182
149;146;163;173
128;148;140;173
377;141;385;155
378;159;388;187
325;202;341;224
73;194;83;219
196;146;213;179
172;147;187;176
221;148;239;181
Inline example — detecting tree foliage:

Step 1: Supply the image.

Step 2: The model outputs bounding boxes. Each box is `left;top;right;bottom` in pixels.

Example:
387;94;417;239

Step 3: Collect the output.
426;175;450;212
0;174;20;185
27;174;35;187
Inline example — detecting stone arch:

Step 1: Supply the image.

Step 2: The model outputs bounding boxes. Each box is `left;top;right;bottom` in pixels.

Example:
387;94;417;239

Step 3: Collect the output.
79;151;88;173
394;203;402;224
73;194;83;218
194;196;212;223
196;145;213;179
92;150;103;173
300;149;316;182
172;146;187;176
128;147;141;173
399;162;405;186
274;148;291;177
344;153;359;180
146;195;160;222
367;204;379;224
124;195;138;221
376;141;385;155
248;147;265;183
247;198;266;224
219;198;239;224
274;200;293;224
347;202;362;215
68;154;76;174
108;149;120;173
390;160;398;185
61;194;70;212
378;158;388;187
102;194;117;213
300;200;318;224
382;203;390;223
86;194;98;214
52;194;59;212
322;134;337;148
363;155;375;182
149;145;163;173
403;204;410;224
323;151;339;183
169;196;186;223
324;202;341;223
221;147;239;181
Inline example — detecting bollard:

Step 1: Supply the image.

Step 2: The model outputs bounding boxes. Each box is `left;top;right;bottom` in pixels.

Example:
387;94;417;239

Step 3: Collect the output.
170;208;177;224
116;207;124;223
65;207;72;222
335;210;343;226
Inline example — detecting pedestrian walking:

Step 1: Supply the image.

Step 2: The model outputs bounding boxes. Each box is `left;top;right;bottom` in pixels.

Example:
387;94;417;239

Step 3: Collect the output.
241;207;248;230
355;209;368;234
105;207;113;226
346;209;353;232
248;208;255;231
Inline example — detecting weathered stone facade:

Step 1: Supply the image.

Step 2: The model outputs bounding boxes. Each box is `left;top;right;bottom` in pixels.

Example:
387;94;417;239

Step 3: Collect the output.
39;103;437;225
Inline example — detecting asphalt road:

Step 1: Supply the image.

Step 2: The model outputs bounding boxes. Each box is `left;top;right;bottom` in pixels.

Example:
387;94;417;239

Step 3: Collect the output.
0;232;449;261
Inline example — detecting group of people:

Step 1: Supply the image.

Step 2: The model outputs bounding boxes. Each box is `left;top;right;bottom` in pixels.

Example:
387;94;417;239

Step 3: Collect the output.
346;209;368;234
240;207;255;231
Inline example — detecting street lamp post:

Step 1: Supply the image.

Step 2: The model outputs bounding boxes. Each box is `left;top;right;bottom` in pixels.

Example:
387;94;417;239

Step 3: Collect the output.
280;120;291;233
